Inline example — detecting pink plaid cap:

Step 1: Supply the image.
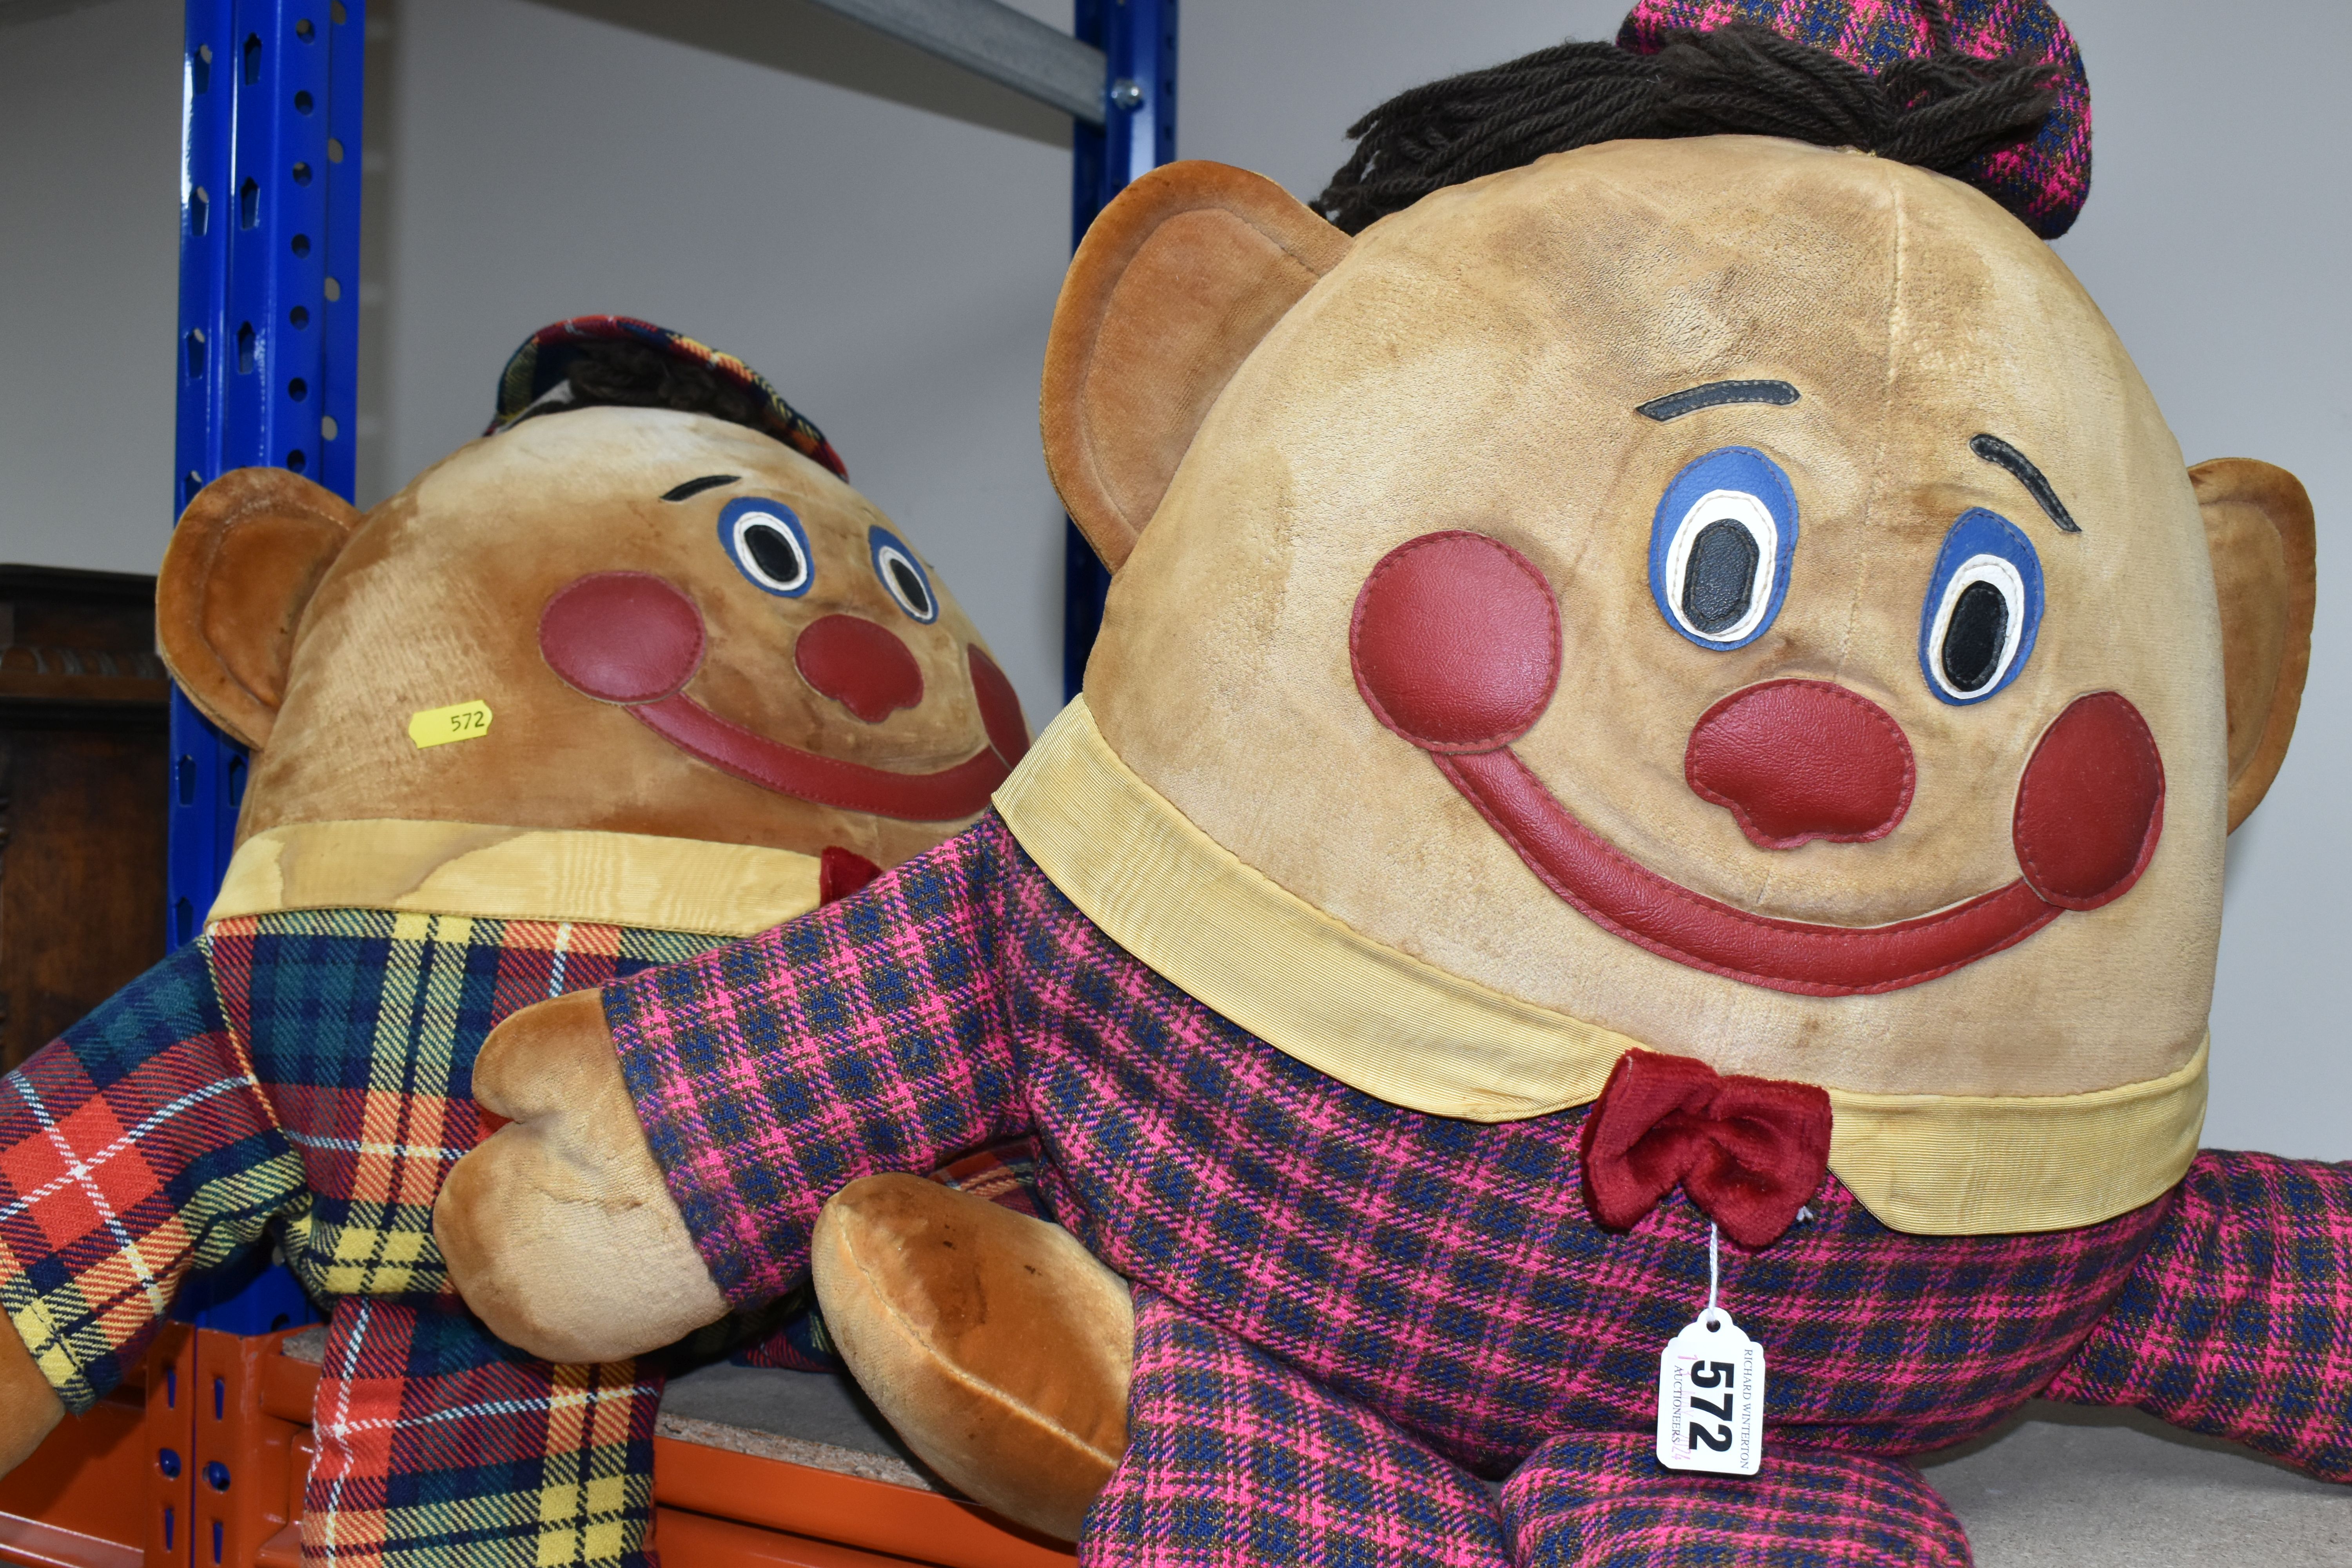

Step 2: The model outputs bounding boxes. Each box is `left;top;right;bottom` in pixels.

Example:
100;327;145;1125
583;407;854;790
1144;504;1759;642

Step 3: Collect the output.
1619;0;2092;237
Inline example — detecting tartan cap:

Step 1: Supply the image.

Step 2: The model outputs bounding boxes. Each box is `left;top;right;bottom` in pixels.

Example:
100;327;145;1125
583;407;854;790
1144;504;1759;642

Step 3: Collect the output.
486;314;848;479
1619;0;2092;238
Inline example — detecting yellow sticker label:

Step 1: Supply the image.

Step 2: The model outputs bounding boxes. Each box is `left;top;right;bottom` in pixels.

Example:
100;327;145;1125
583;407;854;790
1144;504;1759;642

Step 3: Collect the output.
408;699;494;749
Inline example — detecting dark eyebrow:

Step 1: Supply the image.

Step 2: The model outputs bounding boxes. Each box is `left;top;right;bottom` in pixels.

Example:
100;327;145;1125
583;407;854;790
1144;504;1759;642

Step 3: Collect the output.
1969;435;2079;534
1635;380;1801;422
660;474;740;503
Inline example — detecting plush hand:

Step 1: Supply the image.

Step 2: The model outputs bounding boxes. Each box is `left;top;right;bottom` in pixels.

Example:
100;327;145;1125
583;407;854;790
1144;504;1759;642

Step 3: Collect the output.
0;1315;61;1477
435;989;728;1362
815;1175;1134;1540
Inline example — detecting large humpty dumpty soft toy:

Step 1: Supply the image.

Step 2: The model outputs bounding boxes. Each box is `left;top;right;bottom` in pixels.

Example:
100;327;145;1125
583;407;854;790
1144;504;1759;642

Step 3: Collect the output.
0;318;1029;1568
438;10;2345;1566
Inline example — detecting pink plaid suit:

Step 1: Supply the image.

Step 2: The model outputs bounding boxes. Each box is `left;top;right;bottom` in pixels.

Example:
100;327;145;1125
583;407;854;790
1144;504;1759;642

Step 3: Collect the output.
607;816;2352;1566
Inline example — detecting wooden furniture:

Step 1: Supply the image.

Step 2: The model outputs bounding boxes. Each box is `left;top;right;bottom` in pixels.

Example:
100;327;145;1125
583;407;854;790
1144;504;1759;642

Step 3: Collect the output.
0;566;170;1073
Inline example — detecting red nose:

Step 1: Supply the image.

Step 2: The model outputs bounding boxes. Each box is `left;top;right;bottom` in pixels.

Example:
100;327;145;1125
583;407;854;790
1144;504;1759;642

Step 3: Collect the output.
1686;680;1916;849
795;614;924;723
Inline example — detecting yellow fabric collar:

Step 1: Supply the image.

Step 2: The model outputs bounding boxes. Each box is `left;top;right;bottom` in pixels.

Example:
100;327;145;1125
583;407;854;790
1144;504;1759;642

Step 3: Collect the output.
993;699;2205;1236
210;818;822;938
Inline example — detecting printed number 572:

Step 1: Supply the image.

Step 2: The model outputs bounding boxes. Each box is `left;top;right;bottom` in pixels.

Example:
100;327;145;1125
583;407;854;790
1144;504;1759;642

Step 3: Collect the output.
1689;1361;1736;1451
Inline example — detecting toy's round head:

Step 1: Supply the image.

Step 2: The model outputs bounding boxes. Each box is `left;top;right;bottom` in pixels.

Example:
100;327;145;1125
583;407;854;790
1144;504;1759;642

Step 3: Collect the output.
158;318;1027;870
1022;21;2312;1232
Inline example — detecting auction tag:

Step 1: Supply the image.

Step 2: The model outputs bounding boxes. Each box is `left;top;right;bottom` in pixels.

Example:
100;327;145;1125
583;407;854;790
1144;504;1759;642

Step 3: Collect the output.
408;699;493;749
1655;1305;1765;1475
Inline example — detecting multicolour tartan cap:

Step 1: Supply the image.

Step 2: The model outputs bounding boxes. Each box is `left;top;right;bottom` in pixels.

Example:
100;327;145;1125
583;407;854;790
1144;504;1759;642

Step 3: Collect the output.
486;314;848;479
1618;0;2092;238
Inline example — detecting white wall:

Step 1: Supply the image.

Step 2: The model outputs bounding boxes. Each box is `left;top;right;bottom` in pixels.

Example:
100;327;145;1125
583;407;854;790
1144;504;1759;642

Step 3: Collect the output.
4;0;2345;1157
364;0;1074;722
0;0;183;577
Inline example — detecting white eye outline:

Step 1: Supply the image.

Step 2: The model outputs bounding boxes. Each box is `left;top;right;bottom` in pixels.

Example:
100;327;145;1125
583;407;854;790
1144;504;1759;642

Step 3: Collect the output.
730;512;809;594
1662;489;1779;646
1924;552;2027;701
869;529;938;623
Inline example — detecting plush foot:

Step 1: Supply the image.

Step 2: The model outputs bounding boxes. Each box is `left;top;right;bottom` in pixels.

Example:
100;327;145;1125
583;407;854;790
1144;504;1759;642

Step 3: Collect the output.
1087;1289;1509;1565
813;1173;1134;1541
1501;1432;1970;1566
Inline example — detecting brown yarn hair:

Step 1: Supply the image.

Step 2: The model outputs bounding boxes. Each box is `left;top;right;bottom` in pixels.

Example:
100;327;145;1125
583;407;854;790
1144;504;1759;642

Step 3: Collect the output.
1316;24;2060;236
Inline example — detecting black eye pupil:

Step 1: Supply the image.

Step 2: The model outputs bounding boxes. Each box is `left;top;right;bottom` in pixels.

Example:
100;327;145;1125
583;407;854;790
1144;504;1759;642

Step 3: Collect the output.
744;524;803;585
1682;519;1759;636
889;558;931;615
1941;580;2010;692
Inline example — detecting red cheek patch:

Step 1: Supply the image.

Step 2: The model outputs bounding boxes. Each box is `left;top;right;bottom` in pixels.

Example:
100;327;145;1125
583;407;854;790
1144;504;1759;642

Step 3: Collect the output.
1350;531;1562;753
539;572;706;703
1685;680;1916;849
2012;692;2166;911
968;645;1031;766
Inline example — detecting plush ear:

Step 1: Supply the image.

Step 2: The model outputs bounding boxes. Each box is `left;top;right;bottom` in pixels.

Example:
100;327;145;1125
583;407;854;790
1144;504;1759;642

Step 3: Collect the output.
1042;161;1350;572
157;467;364;749
2192;459;2316;832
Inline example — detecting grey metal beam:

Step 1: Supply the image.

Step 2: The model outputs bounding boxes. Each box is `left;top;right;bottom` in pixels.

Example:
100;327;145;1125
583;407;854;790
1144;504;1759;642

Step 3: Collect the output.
800;0;1107;125
0;0;126;26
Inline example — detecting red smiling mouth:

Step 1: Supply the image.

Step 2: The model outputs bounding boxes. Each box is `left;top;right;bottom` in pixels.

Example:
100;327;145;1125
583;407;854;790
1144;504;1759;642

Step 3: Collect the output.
538;571;1023;822
1351;532;2166;997
630;692;1009;820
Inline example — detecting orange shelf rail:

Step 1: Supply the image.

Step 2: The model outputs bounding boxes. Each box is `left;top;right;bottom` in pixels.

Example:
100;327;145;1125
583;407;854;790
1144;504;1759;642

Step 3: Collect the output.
0;1331;1073;1568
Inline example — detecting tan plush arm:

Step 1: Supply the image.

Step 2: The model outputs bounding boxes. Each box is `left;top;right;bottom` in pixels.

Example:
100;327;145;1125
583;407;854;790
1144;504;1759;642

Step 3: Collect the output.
0;1309;62;1477
434;989;728;1363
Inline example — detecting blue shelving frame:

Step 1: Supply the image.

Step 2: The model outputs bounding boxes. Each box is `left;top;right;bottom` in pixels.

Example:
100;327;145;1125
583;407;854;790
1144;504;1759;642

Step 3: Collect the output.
170;0;366;1339
1066;0;1177;700
171;0;364;949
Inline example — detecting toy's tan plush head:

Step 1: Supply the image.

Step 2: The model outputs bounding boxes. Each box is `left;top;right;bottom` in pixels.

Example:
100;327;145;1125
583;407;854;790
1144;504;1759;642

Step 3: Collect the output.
158;400;1026;872
1023;143;2313;1230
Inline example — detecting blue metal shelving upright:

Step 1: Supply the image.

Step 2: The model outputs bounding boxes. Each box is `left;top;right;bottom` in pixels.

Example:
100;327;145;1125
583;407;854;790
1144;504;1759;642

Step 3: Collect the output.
1065;0;1176;699
171;0;365;1337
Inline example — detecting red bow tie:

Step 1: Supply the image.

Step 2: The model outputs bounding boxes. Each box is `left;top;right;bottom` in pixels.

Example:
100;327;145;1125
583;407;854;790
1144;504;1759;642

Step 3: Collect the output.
1580;1049;1833;1250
